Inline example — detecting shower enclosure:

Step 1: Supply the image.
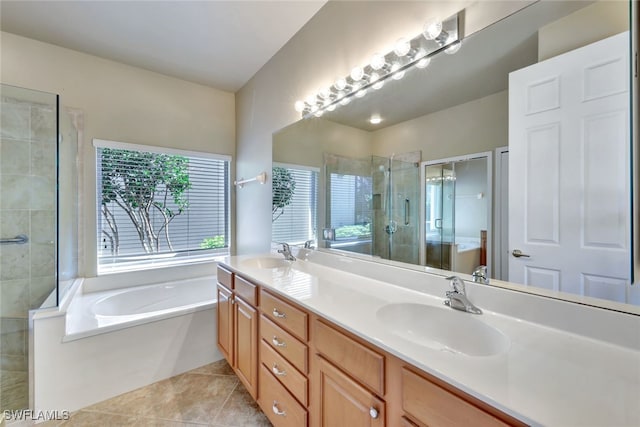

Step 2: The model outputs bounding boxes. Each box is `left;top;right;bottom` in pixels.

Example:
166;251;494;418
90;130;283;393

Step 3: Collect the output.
324;152;420;264
422;153;491;275
0;84;78;411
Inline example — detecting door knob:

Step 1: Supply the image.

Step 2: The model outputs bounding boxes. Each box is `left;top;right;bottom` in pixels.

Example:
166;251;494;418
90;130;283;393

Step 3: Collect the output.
512;249;531;258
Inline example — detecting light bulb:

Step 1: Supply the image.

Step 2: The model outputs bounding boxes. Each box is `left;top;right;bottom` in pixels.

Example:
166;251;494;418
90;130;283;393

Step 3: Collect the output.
369;115;382;125
372;80;384;90
370;53;386;70
294;100;305;112
334;78;347;91
394;37;411;57
391;62;405;80
340;96;351;106
314;110;324;117
350;66;364;81
355;88;367;98
327;104;336;112
305;95;317;106
415;56;431;69
319;87;332;99
310;104;319;113
423;19;443;40
445;40;461;55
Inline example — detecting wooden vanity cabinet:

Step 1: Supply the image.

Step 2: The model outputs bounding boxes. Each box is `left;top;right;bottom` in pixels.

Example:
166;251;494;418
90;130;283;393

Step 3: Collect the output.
216;266;258;398
217;265;526;427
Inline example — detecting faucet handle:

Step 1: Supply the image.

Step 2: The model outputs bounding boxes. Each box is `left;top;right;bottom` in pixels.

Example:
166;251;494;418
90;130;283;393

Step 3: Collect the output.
445;276;466;294
304;240;315;249
472;265;488;283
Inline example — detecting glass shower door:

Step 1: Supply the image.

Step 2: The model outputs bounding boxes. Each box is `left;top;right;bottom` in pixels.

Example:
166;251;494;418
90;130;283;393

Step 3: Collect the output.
0;84;59;411
424;163;455;269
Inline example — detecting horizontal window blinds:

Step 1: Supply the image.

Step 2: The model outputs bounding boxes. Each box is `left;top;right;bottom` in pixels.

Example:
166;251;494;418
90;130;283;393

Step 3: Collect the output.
272;166;318;244
96;146;229;272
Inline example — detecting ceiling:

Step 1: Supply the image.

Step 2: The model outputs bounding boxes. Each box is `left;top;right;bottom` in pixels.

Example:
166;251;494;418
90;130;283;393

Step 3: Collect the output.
0;0;326;92
320;1;590;131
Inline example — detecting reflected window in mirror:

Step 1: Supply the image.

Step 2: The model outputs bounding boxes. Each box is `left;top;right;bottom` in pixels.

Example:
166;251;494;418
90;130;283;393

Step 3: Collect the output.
272;164;318;245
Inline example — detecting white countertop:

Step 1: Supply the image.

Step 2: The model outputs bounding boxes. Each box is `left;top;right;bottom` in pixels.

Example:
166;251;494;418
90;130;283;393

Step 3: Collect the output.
220;250;640;427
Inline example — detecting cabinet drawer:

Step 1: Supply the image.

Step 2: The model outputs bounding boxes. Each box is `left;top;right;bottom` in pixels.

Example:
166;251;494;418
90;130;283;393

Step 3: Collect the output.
401;368;510;427
235;275;257;306
260;339;308;406
260;290;308;341
315;320;385;396
259;364;308;427
217;265;233;290
260;315;308;374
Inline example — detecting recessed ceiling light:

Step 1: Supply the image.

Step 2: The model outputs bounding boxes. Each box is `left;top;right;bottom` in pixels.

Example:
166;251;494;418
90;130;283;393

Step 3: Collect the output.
370;115;382;125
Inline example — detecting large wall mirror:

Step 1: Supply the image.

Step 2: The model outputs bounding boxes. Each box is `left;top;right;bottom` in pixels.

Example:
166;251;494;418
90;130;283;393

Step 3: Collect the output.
273;0;639;313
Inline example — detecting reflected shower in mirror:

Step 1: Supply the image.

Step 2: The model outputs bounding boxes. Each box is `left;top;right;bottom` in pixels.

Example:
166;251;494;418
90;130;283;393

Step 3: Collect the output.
273;0;639;311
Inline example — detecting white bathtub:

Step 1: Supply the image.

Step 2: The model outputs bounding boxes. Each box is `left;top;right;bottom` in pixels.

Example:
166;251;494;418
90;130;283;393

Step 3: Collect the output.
31;273;221;412
65;276;216;339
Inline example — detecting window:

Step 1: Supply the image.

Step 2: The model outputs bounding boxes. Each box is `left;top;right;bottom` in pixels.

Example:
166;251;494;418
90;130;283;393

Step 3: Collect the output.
329;173;372;240
272;164;318;244
95;139;230;274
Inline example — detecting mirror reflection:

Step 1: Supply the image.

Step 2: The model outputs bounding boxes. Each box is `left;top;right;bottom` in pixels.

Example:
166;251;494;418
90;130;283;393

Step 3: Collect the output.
273;0;638;310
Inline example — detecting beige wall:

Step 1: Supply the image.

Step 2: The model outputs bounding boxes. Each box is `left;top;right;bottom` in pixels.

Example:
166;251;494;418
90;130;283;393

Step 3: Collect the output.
0;32;235;277
371;91;508;161
538;1;629;61
237;0;532;254
273;118;372;168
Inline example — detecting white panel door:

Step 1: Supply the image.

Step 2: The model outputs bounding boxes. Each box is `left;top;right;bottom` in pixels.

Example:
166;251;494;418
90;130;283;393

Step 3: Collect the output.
509;32;630;301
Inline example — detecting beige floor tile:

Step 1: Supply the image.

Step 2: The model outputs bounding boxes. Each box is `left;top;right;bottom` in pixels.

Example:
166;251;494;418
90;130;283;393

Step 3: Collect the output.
58;410;140;426
213;383;271;427
189;359;235;377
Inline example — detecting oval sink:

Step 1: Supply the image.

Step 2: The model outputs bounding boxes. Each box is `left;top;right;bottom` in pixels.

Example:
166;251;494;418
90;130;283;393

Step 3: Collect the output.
240;256;292;269
376;303;509;357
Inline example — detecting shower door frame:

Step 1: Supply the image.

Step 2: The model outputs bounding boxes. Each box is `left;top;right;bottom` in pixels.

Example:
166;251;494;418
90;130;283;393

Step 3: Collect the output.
419;151;493;276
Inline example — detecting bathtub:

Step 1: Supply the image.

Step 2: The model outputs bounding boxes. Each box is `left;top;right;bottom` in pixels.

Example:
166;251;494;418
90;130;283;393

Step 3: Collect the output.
66;276;217;335
31;273;222;412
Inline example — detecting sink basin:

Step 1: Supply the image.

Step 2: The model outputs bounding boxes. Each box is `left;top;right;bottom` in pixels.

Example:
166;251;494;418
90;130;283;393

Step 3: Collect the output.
240;256;292;269
376;303;509;357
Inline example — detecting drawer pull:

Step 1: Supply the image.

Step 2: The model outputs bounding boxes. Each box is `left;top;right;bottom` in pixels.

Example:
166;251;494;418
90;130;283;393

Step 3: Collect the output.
272;308;287;318
369;407;379;419
272;336;287;347
272;363;287;377
272;401;286;416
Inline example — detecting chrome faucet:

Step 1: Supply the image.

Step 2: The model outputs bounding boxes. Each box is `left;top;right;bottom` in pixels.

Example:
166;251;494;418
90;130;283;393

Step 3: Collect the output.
277;243;296;261
444;276;482;315
304;240;315;249
472;265;489;284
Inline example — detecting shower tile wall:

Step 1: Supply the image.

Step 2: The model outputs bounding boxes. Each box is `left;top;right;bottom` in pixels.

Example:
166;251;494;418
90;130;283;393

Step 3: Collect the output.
0;95;57;410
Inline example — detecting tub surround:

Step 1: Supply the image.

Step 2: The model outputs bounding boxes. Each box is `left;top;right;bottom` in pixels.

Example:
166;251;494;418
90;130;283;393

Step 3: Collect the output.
30;275;221;413
220;249;640;426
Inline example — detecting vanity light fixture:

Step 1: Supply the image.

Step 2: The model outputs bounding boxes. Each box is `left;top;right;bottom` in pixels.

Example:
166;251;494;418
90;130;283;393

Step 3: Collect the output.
294;11;461;118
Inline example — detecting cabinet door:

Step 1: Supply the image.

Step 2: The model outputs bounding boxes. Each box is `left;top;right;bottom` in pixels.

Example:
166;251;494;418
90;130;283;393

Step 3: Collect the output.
234;297;258;398
217;284;234;364
317;356;385;427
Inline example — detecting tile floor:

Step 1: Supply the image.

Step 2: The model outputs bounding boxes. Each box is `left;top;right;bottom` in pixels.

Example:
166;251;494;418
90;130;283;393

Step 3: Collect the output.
38;359;272;427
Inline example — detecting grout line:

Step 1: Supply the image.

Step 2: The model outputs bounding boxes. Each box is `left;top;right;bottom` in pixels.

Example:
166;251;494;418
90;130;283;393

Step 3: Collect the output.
210;380;239;425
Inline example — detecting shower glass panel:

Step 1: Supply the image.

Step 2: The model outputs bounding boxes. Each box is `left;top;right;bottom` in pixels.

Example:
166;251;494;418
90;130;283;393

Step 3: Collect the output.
372;155;420;264
424;156;489;274
324;152;420;264
0;84;71;411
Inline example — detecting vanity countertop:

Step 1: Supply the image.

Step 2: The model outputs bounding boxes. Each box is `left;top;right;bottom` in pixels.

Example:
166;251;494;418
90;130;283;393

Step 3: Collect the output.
220;251;640;427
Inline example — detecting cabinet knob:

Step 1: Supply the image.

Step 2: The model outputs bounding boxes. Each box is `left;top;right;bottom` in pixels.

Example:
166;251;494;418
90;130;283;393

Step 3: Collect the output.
272;401;286;416
369;407;379;419
272;363;287;377
272;308;287;318
272;336;287;347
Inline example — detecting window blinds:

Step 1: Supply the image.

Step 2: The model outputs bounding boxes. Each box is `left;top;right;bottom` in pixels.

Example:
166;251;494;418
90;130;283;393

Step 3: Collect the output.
272;166;318;244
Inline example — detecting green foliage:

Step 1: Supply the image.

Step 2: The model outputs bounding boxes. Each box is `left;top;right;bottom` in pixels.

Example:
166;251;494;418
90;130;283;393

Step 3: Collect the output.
200;235;226;249
272;166;296;222
335;224;371;239
100;148;192;254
